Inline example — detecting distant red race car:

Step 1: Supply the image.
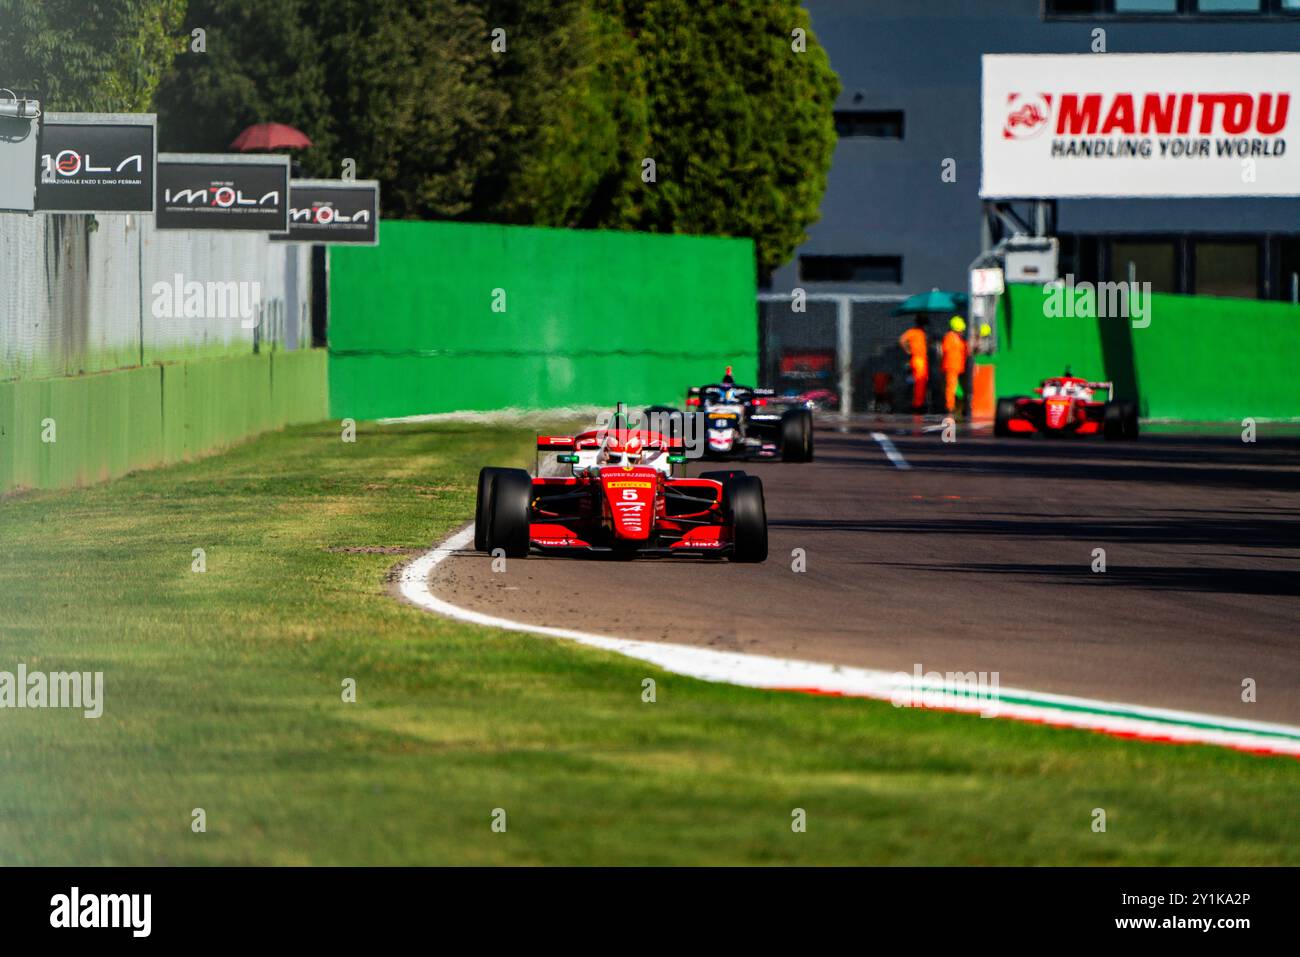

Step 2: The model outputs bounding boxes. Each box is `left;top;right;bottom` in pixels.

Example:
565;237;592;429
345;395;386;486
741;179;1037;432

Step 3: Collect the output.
474;424;768;562
995;372;1139;440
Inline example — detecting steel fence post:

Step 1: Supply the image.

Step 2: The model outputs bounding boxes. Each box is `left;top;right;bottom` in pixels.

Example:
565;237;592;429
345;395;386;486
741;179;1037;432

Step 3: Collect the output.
837;294;852;426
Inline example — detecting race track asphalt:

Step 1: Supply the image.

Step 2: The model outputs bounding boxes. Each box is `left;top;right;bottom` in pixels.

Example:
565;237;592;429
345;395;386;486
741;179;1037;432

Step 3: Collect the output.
427;418;1300;724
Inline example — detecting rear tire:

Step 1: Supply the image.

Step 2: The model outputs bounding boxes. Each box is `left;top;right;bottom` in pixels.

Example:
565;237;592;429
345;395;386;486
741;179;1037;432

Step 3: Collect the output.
486;468;531;558
726;476;768;563
781;409;813;462
1121;400;1139;440
1103;401;1127;440
474;467;505;551
994;397;1018;438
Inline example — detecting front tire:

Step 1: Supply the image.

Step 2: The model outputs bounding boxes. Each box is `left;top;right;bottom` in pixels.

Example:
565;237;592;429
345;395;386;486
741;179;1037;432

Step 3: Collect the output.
475;467;506;551
994;397;1018;438
726;476;768;563
486;468;532;558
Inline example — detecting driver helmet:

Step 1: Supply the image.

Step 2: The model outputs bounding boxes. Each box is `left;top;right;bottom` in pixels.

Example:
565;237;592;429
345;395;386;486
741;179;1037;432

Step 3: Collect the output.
598;431;645;467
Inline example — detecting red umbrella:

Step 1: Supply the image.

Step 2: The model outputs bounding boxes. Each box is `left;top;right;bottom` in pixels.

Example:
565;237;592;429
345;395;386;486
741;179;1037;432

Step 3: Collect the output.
230;122;313;151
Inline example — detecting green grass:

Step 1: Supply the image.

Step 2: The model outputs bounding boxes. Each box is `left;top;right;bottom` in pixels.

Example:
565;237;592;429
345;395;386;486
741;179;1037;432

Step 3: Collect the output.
1;421;1296;865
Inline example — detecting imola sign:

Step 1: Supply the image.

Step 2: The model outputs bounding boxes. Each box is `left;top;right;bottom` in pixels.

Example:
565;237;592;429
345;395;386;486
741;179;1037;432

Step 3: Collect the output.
36;113;156;213
981;53;1300;198
270;179;380;245
155;153;290;231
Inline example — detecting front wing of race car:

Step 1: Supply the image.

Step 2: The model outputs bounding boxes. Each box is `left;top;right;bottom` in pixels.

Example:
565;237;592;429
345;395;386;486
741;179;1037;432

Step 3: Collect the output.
1002;398;1105;436
528;476;734;556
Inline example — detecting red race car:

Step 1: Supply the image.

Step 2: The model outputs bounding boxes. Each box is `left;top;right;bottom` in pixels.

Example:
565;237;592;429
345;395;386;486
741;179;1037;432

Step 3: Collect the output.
474;423;768;562
994;371;1139;440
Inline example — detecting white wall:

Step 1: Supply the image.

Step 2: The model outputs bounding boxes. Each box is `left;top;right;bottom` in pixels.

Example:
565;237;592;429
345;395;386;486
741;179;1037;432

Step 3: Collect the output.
0;212;311;380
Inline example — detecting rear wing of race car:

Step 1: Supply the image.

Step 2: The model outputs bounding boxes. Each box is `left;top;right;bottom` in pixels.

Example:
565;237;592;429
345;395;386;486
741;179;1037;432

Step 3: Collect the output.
687;384;771;407
1035;380;1115;401
536;437;576;473
536;434;685;453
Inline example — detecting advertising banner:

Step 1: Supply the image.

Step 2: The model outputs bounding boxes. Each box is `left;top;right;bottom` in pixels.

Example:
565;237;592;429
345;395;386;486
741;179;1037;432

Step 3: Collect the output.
155;153;289;231
981;53;1300;198
270;180;379;245
36;113;156;212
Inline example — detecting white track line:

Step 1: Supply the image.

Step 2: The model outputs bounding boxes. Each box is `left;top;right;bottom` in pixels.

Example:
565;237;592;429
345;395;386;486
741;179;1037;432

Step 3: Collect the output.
396;525;1300;758
870;431;912;470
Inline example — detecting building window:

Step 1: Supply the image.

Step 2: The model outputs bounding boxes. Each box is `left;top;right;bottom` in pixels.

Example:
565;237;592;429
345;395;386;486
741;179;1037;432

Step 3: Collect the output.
1045;0;1295;15
833;110;904;139
800;255;902;284
1110;241;1177;294
1278;238;1300;302
1195;241;1259;298
1195;0;1261;9
1064;234;1291;299
1058;235;1104;286
1114;0;1178;11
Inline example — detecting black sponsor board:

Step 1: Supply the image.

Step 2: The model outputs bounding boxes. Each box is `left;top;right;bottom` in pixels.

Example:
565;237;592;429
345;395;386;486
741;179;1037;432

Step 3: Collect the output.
270;180;380;245
36;114;156;213
155;153;289;231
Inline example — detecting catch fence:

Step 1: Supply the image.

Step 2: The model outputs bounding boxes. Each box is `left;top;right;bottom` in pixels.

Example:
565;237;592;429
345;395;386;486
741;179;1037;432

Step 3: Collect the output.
758;293;928;415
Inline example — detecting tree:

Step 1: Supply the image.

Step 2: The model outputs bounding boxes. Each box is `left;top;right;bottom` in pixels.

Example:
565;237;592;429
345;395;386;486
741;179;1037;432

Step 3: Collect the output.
150;0;839;267
156;0;338;168
0;0;188;111
474;0;649;228
156;0;509;217
312;0;508;217
610;0;839;278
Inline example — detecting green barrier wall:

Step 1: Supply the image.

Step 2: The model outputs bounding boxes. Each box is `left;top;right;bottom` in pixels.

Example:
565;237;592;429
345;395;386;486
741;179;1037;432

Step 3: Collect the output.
328;221;759;420
995;284;1300;421
0;350;328;495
